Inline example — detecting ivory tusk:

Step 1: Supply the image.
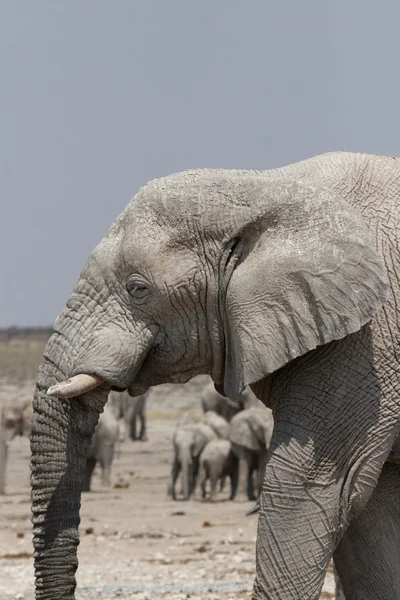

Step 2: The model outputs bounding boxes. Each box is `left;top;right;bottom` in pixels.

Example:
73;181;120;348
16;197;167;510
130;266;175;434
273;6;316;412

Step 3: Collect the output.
47;374;104;398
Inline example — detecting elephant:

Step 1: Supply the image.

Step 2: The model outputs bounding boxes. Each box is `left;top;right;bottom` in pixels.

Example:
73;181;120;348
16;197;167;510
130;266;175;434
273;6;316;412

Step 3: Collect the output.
201;381;262;421
31;151;400;600
170;421;217;500
83;403;119;492
108;388;149;441
229;406;274;501
0;401;32;494
199;439;239;500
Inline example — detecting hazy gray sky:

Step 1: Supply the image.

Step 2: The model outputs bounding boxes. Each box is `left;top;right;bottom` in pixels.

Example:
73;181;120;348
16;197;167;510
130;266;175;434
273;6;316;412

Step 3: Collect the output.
1;1;400;326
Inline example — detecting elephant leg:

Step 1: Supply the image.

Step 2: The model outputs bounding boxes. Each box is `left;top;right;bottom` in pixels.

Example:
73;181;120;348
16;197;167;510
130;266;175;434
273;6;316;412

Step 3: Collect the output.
334;564;346;600
220;476;226;492
0;440;8;495
130;411;137;440
99;446;114;487
139;412;147;441
190;456;200;497
229;453;239;500
256;449;268;498
247;453;257;501
170;458;180;500
210;476;218;500
252;332;400;600
333;462;400;600
82;457;96;492
200;466;207;499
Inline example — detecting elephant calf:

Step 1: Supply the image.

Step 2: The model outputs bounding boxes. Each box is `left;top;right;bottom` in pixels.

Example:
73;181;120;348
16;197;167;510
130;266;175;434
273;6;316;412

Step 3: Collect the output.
170;421;217;500
199;439;239;500
83;404;119;492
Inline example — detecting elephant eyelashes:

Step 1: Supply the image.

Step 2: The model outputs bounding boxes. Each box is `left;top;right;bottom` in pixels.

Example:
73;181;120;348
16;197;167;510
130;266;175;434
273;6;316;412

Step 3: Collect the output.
126;275;150;303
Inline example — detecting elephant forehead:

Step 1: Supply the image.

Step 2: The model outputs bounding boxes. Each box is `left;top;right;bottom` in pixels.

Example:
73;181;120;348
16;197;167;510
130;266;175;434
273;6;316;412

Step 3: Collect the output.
123;170;259;240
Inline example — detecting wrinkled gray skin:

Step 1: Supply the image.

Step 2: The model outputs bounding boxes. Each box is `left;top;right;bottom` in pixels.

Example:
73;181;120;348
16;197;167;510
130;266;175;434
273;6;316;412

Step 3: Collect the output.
201;382;261;421
109;389;148;441
229;407;274;501
0;402;32;494
31;152;400;599
170;422;217;500
82;403;119;492
199;439;239;500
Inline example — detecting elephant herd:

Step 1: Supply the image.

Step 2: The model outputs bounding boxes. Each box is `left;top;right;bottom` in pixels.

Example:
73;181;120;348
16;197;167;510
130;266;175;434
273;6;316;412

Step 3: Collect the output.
170;383;273;502
83;380;274;499
0;382;272;499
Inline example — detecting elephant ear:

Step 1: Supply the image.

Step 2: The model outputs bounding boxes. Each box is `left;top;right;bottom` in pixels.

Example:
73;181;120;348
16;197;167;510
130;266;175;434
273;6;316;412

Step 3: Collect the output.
221;180;389;399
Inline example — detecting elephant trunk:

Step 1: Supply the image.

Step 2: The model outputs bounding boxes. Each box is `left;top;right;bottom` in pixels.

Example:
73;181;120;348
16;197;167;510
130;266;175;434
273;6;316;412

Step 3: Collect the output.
31;331;108;600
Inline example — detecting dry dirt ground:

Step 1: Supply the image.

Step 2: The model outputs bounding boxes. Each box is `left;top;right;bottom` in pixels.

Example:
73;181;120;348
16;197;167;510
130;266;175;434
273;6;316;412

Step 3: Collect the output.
0;378;335;600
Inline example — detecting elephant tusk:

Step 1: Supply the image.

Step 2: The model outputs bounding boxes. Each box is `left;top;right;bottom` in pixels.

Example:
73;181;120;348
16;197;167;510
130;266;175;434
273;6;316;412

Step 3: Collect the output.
47;374;104;398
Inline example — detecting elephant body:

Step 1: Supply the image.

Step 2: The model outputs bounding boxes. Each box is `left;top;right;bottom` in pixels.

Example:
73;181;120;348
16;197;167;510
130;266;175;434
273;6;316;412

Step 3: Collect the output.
199;439;239;500
170;421;217;500
31;152;400;600
83;403;119;492
109;389;149;441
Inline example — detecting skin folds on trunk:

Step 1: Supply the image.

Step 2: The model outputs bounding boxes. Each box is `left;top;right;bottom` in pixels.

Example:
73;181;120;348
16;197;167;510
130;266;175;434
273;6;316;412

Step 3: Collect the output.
31;336;108;600
31;268;153;599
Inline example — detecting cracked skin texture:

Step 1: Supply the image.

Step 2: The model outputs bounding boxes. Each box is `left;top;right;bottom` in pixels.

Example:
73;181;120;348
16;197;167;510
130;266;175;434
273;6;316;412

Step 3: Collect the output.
31;152;400;599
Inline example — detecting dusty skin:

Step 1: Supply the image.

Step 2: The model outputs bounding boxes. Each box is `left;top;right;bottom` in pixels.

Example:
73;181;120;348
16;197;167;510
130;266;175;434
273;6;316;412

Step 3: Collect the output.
0;379;335;600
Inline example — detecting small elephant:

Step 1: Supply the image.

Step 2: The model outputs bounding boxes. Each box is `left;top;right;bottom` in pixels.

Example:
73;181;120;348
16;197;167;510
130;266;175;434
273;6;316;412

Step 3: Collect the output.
0;401;32;494
170;422;217;500
83;403;119;492
199;439;239;500
229;407;273;501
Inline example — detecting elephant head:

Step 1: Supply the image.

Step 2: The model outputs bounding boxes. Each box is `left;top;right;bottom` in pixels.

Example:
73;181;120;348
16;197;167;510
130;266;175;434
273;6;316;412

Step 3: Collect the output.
31;154;389;598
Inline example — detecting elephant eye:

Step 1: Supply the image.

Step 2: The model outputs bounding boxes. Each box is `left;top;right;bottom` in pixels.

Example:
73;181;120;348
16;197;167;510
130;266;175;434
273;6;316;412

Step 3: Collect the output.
126;276;150;303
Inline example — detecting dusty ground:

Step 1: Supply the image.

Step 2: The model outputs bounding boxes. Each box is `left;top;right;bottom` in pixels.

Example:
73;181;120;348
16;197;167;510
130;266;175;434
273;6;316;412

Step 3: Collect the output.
0;378;335;600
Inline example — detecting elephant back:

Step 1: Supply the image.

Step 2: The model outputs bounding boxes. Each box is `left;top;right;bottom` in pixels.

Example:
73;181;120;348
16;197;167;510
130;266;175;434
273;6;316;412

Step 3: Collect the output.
203;410;229;439
229;410;261;452
229;408;272;451
200;439;232;464
192;423;217;456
